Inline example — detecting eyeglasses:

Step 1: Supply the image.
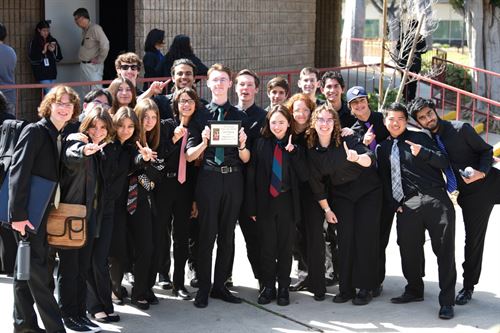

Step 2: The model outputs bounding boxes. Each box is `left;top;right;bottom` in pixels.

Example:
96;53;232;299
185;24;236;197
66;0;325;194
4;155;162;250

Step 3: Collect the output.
54;102;74;109
179;99;195;105
317;117;334;125
119;64;140;71
91;100;111;109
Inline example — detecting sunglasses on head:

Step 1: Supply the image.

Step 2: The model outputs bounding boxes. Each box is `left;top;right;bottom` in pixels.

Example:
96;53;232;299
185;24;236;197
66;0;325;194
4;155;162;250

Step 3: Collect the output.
120;64;140;71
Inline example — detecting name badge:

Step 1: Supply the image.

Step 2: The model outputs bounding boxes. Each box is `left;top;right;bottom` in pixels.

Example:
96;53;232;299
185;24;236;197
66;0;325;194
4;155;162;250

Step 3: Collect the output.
43;58;50;67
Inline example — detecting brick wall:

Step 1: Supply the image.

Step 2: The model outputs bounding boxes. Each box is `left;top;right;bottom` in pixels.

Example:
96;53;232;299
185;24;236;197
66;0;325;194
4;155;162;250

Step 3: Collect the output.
0;0;43;121
135;0;317;73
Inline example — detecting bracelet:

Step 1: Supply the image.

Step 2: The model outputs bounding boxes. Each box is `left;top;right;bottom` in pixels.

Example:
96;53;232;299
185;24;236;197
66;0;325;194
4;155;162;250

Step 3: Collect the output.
324;207;331;213
238;146;246;151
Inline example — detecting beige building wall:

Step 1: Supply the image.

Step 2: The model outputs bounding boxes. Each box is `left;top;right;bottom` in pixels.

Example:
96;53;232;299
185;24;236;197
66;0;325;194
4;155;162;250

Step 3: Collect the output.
135;0;317;73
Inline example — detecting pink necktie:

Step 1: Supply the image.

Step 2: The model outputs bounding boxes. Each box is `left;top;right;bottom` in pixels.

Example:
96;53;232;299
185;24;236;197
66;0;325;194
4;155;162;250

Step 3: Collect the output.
178;130;188;184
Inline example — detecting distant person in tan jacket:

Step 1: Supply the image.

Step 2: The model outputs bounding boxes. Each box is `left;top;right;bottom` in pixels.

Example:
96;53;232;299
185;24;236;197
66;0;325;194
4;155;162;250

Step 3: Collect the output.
73;8;109;91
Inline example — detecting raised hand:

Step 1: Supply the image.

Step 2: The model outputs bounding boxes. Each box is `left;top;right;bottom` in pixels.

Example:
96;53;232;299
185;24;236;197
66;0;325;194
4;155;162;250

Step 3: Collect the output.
341;127;354;137
362;124;376;146
405;140;422;156
172;117;188;144
285;134;295;152
343;141;359;162
201;126;210;145
149;80;169;95
83;142;107;156
238;127;247;148
136;141;155;161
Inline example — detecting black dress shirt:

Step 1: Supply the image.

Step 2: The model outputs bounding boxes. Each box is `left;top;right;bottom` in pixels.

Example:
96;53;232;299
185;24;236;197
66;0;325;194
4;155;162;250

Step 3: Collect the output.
238;102;267;151
351;111;390;145
337;100;357;128
377;129;449;209
186;101;248;167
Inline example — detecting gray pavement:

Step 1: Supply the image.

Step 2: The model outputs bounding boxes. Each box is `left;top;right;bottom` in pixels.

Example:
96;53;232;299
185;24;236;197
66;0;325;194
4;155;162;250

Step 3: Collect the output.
1;203;500;333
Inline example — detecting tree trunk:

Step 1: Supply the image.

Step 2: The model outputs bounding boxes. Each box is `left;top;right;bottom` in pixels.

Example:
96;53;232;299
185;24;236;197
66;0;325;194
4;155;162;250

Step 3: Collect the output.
341;0;365;64
315;0;342;67
465;0;500;105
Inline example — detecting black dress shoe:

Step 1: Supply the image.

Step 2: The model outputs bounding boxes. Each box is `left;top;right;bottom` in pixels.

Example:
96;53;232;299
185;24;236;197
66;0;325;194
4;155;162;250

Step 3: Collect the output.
314;293;325;301
194;290;208;308
210;287;242;303
333;291;355;303
289;279;308;292
146;290;159;305
325;276;339;287
277;287;290;306
131;298;150;310
455;288;473;305
173;287;192;300
439;305;454;319
258;287;276;304
372;284;383;297
352;289;373;305
159;280;173;290
190;278;199;288
390;293;424;304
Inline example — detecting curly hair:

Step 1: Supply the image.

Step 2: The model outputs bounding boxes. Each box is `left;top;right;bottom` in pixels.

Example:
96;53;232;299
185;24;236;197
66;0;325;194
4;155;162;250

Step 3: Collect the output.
38;85;81;121
306;104;342;149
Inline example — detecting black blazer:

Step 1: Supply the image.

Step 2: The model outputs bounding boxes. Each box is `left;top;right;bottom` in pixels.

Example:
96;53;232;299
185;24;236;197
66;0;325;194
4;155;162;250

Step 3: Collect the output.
351;111;390;146
246;137;302;223
8;117;61;222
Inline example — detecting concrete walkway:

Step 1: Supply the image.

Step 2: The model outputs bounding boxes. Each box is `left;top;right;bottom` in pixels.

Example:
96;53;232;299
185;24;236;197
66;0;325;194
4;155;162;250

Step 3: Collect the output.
1;203;499;332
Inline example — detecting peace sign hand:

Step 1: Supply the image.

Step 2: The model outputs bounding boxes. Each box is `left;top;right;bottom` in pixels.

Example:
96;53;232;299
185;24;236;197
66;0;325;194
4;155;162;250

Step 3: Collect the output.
285;134;295;152
343;141;359;163
83;142;107;156
362;124;376;146
405;140;422;156
136;141;156;162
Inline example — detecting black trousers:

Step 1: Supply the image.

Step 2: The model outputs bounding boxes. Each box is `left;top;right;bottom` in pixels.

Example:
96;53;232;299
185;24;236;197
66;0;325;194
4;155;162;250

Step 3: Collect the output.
128;194;154;300
13;225;65;333
377;201;395;285
196;169;243;294
187;216;199;278
396;189;456;306
259;191;295;288
458;171;500;289
155;177;192;288
108;197;130;298
87;200;115;315
0;227;17;274
331;187;382;294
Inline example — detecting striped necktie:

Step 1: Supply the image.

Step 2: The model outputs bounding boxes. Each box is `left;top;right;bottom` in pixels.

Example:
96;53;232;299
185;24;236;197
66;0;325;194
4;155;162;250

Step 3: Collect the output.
390;139;404;203
269;142;282;197
435;134;458;193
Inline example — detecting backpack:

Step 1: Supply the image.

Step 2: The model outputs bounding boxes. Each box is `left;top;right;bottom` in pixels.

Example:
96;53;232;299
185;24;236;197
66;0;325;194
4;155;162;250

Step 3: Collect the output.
0;119;28;184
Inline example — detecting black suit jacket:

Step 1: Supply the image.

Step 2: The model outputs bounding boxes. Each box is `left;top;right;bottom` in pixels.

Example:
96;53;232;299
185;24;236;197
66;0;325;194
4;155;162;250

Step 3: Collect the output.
8;117;60;222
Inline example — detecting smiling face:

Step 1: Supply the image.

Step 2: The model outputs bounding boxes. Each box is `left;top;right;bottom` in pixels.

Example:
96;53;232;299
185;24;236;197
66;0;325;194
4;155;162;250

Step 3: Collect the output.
87;119;108;144
314;109;335;138
207;70;232;97
117;62;140;85
116;82;133;106
143;109;158;132
269;111;289;140
298;73;319;95
349;97;371;121
177;92;196;121
116;117;135;143
173;64;195;89
384;110;408;138
268;86;287;107
321;78;343;104
235;74;258;105
292;100;311;126
415;106;439;133
50;93;74;128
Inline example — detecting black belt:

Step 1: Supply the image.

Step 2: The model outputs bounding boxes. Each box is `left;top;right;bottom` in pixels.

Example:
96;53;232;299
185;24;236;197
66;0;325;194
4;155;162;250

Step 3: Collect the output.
81;60;92;64
165;172;177;178
203;165;240;174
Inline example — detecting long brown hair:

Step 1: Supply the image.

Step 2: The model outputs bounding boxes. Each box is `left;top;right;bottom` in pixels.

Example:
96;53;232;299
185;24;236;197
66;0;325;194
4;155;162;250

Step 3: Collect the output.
134;98;160;150
112;106;140;144
79;105;114;143
306;104;342;149
38;85;81;121
261;104;294;139
107;77;136;114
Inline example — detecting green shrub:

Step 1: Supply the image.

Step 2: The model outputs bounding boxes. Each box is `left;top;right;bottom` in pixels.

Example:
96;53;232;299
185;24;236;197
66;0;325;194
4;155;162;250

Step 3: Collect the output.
444;64;472;92
368;89;398;111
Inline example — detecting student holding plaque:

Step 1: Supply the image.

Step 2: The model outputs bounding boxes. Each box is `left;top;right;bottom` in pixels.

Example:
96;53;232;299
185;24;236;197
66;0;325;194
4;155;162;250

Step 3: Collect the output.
8;85;81;333
186;63;249;308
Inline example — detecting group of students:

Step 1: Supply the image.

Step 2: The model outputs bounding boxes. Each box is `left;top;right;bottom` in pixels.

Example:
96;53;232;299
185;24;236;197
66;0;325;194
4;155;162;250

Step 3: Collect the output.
4;53;500;333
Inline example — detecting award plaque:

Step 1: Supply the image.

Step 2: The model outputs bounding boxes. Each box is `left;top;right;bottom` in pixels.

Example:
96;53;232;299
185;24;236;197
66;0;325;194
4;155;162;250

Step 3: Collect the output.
208;120;241;147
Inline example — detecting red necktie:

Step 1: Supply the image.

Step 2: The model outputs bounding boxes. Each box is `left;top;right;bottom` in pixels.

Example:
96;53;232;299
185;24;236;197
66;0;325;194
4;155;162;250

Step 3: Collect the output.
178;130;188;184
